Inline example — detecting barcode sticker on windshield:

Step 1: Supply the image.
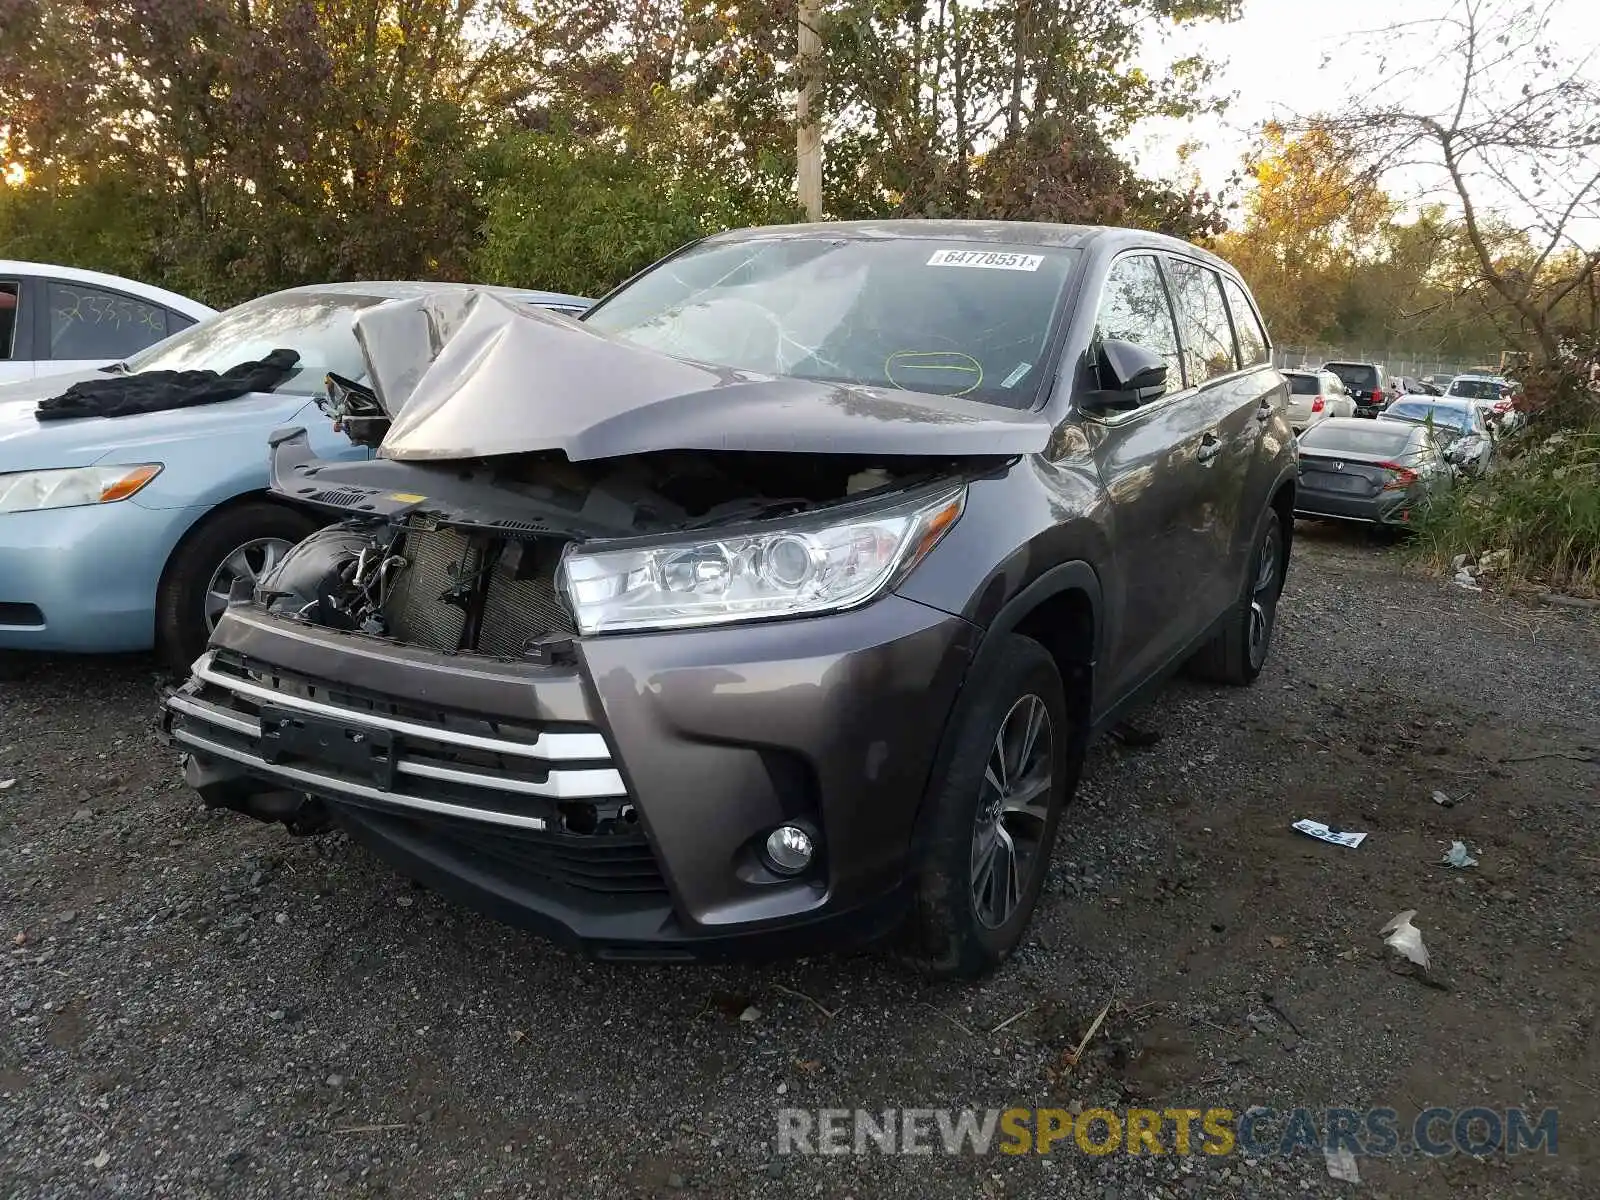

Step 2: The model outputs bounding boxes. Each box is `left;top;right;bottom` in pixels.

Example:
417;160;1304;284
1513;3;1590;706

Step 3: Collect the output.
927;249;1044;272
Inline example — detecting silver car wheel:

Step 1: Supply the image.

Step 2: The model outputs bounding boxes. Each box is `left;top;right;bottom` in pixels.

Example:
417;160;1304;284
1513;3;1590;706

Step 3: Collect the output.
970;694;1054;930
204;538;293;628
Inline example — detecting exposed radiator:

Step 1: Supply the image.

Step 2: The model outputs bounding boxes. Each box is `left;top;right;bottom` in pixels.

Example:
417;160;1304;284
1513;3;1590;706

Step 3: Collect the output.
384;526;575;656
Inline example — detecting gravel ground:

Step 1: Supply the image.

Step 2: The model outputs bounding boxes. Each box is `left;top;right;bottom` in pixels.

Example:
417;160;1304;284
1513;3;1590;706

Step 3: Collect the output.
3;523;1598;1200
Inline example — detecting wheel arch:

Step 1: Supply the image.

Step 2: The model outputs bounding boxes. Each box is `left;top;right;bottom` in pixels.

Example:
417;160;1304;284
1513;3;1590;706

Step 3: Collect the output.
1269;473;1296;589
154;489;311;596
908;560;1102;855
980;560;1101;723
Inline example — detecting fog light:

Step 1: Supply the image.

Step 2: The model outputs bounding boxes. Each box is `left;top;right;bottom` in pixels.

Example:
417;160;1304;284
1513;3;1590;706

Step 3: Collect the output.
763;825;815;875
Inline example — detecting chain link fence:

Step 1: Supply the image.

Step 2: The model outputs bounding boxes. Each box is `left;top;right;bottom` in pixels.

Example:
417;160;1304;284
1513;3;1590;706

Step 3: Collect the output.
1271;346;1502;381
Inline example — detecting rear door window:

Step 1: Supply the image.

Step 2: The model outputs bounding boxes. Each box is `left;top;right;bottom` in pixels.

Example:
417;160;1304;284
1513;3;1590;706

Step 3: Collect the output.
1093;253;1184;397
0;281;19;359
1298;422;1416;455
1166;259;1239;385
47;281;170;361
1220;276;1268;366
1326;362;1379;393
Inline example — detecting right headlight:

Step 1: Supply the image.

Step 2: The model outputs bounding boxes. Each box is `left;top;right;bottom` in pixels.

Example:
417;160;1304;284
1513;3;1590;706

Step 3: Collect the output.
559;485;965;635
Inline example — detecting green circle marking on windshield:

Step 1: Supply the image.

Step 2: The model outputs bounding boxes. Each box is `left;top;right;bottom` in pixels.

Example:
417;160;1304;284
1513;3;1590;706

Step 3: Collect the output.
884;350;984;397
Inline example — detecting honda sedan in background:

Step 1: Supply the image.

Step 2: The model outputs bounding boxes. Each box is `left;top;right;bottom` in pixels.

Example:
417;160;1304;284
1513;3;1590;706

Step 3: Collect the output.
0;283;590;668
1294;417;1453;527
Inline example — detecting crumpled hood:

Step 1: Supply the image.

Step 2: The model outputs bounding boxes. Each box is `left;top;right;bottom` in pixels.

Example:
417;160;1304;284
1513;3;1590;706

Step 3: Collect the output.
360;290;1051;463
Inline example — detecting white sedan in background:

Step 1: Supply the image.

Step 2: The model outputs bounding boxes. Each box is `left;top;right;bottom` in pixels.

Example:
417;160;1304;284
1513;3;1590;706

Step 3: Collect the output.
0;261;216;385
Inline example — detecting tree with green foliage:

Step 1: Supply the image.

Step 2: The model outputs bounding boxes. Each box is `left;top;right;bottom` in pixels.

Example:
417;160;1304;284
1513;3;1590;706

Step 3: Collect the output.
2;0;1241;303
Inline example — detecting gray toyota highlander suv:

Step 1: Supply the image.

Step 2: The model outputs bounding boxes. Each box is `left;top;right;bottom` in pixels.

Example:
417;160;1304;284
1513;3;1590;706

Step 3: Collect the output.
165;221;1295;977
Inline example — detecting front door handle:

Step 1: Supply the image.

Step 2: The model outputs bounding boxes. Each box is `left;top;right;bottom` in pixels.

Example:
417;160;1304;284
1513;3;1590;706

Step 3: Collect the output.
1197;431;1222;465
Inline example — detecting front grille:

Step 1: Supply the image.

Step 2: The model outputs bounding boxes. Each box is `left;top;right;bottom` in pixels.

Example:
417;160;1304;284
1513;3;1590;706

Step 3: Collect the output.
167;651;629;835
384;526;575;656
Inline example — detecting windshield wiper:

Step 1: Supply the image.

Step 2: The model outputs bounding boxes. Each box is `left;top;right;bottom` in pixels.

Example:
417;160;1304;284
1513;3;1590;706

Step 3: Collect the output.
97;361;130;375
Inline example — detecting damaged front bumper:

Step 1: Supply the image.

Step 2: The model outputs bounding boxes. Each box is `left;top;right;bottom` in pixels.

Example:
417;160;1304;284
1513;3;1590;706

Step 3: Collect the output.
165;599;977;960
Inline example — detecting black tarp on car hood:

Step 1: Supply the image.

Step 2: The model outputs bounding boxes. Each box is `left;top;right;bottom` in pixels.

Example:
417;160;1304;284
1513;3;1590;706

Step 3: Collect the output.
358;291;1052;462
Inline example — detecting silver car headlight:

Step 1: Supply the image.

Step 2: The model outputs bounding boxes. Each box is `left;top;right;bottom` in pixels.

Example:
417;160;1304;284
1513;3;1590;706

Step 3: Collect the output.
559;485;966;635
0;464;164;514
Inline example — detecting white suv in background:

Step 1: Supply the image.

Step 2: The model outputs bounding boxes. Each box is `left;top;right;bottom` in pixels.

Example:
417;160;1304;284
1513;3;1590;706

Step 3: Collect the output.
1281;368;1357;432
0;261;216;385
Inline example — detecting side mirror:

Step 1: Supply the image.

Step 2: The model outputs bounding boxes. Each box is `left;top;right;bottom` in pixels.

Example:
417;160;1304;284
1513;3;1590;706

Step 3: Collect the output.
1082;338;1170;413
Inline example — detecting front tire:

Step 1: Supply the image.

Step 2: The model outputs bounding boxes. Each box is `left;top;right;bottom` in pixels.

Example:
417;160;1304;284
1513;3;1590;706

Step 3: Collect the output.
156;501;320;673
901;634;1071;979
1188;506;1285;686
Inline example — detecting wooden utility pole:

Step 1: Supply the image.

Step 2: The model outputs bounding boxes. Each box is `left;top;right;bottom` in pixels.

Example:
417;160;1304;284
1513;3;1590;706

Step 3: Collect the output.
797;0;822;220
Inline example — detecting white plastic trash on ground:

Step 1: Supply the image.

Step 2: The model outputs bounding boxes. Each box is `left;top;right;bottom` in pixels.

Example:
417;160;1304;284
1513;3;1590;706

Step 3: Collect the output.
1292;819;1367;849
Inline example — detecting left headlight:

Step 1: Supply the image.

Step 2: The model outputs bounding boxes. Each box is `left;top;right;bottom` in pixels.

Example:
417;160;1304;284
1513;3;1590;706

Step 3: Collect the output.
560;484;966;635
0;464;164;514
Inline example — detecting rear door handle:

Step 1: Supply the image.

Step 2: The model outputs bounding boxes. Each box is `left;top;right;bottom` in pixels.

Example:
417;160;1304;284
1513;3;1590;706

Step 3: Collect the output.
1197;431;1222;465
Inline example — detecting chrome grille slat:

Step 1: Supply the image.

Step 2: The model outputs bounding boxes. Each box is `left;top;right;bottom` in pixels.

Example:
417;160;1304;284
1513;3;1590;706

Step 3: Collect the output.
393;757;624;800
168;694;627;800
170;640;668;900
192;652;608;761
170;728;561;831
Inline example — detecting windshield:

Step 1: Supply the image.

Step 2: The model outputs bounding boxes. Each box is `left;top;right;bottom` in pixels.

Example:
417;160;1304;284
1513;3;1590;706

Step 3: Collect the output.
1447;378;1504;400
1285;373;1319;395
1325;362;1379;391
584;238;1077;409
1386;401;1472;433
124;292;394;394
1299;423;1416;455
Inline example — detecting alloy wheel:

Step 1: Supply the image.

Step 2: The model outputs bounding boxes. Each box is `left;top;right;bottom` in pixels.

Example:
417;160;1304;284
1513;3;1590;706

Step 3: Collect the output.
970;694;1055;929
204;537;294;629
1248;519;1282;669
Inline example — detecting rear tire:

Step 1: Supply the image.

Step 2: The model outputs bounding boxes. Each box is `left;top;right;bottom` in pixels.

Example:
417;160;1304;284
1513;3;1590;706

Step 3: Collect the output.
900;634;1072;979
156;501;320;674
1188;507;1285;686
